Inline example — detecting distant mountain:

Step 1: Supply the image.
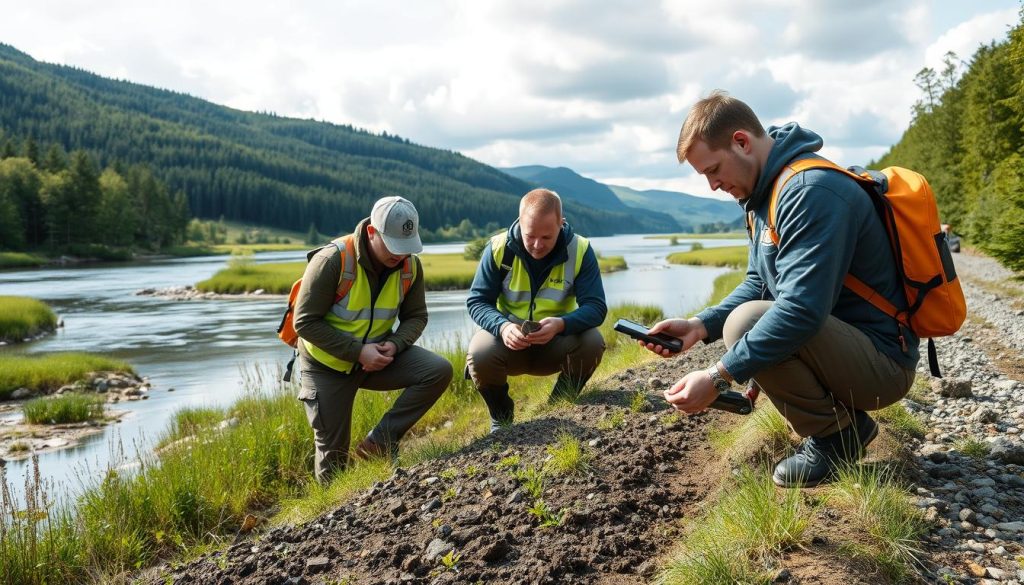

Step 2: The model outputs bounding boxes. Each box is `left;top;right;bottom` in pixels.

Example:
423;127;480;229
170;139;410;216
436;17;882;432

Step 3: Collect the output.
608;184;743;231
502;165;680;233
0;44;669;237
503;165;742;232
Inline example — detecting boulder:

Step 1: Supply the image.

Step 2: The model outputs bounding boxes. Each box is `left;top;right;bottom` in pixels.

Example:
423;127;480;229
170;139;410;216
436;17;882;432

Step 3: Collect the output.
931;377;972;398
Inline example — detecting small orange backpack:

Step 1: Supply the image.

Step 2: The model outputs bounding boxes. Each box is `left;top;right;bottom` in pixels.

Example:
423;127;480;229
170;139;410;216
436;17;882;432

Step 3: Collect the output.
754;157;967;377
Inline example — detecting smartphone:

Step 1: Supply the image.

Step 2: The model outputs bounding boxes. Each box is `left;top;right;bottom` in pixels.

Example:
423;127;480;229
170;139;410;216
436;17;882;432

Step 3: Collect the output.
613;318;683;353
520;320;542;335
709;391;753;415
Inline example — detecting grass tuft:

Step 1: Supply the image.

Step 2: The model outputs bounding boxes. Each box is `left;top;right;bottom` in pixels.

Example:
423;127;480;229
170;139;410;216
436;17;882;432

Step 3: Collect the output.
544;433;593;476
827;464;928;582
22;393;106;424
954;437;991;459
0;296;57;342
876;402;925;439
660;466;809;584
0;353;133;399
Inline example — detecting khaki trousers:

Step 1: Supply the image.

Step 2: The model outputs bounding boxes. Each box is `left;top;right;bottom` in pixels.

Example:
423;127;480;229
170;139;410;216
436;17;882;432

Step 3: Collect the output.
723;301;915;438
466;327;605;397
297;345;453;482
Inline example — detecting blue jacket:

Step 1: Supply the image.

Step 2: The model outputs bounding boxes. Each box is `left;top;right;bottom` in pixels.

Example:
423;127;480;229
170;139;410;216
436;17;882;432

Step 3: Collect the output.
467;220;607;337
695;123;920;383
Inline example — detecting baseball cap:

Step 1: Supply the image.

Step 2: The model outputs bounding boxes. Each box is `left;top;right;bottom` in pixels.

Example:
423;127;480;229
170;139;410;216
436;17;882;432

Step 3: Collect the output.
370;195;423;255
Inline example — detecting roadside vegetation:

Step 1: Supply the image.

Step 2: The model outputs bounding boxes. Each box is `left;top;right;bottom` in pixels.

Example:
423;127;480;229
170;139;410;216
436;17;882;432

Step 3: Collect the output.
0;353;133;399
0;296;57;343
22;393;106;424
667;245;747;268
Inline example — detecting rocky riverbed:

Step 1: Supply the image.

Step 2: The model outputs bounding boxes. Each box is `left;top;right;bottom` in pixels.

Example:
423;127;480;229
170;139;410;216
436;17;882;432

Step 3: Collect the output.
147;250;1024;585
136;285;284;300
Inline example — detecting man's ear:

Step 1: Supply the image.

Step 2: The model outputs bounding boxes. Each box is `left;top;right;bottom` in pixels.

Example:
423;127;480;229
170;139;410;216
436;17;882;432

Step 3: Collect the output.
366;224;377;238
732;130;752;153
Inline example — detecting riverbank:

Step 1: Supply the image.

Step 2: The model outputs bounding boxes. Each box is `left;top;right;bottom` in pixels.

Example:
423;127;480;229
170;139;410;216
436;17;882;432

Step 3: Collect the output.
666;245;747;268
0;296;57;345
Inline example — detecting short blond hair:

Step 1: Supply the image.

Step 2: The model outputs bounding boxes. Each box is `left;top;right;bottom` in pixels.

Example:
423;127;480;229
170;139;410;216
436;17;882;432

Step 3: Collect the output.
676;90;765;162
519;188;562;220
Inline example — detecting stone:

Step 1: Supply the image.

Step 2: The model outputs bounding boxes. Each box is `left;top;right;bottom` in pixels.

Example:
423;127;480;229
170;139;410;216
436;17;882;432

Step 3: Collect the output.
305;556;330;573
986;567;1007;580
420;498;441;513
959;508;976;522
218;417;239;429
970;408;999;423
989;438;1024;465
424;538;452;561
387;499;407;517
772;568;792;582
967;562;986;577
994;521;1024;533
933;377;973;398
10;388;32;399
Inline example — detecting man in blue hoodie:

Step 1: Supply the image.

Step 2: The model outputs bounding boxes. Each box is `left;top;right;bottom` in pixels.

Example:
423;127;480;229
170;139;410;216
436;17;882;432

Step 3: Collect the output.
643;91;919;487
466;188;608;431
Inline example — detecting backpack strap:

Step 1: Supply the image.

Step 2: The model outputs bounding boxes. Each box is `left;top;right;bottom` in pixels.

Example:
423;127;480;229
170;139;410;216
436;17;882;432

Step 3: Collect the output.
497;236;513;280
399;255;416;296
331;235;358;302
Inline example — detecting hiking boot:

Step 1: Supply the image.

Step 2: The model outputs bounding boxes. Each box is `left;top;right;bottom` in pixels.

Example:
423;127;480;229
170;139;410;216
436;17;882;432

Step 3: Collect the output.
478;384;514;433
772;410;879;488
352;436;397;463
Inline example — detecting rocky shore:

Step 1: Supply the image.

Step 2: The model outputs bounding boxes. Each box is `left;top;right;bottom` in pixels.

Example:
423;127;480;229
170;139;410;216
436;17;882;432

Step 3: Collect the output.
136;285;283;301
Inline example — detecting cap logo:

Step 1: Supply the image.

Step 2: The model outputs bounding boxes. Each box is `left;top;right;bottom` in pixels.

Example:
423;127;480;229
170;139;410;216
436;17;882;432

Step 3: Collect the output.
402;219;414;235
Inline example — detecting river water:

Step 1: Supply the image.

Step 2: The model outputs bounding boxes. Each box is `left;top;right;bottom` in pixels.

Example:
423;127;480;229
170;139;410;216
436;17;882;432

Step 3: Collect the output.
0;233;744;500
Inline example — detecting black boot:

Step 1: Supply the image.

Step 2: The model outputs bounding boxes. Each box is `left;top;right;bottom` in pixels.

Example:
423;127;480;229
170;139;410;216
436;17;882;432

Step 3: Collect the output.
772;410;878;488
478;384;514;433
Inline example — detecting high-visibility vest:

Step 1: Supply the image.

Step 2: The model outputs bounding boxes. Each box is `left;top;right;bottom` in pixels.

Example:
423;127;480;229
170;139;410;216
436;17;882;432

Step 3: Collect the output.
491;232;589;322
302;235;416;373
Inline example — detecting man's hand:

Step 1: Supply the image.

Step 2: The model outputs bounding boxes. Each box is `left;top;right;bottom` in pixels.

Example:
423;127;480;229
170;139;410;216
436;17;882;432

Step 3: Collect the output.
359;343;394;371
500;322;531;351
524;317;564;346
376;341;398;357
663;369;719;414
640;317;708;357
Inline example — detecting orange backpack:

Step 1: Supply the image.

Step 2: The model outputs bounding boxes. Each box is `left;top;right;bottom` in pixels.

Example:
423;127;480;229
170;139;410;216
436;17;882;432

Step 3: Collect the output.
276;235;414;348
755;157;967;377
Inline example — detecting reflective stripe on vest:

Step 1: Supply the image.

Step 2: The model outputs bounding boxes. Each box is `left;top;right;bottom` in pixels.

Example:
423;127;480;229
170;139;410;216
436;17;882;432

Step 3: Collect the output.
303;237;416;373
491;232;588;322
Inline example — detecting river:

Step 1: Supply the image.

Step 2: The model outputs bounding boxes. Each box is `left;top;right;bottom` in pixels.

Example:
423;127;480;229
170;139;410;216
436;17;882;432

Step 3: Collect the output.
0;233;744;500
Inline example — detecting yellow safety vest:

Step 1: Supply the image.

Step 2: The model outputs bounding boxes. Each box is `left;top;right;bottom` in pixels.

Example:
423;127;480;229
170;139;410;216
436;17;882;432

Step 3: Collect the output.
491;232;588;322
303;236;416;373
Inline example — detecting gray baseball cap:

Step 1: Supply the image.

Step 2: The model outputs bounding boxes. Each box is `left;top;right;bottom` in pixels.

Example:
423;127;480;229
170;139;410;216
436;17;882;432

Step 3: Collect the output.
370;195;423;255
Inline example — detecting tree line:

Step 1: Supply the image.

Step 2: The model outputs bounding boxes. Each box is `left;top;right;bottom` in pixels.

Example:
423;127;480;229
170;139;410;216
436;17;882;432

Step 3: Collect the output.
0;44;659;238
0;140;188;254
874;10;1024;271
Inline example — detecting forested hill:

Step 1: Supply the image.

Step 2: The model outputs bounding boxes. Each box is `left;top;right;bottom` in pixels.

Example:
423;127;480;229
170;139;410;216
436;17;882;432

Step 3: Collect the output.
0;44;666;237
873;11;1023;271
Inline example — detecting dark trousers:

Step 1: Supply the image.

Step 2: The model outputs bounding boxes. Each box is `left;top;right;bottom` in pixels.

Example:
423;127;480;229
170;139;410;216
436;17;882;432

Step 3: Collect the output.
298;345;452;482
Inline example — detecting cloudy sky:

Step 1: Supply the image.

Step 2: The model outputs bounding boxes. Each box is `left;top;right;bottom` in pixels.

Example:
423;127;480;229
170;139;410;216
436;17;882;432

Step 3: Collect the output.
1;0;1019;199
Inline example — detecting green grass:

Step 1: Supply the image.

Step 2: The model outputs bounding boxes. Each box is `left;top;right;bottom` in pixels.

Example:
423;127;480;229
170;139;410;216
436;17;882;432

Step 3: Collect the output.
827;464;928;582
647;232;746;240
597;255;627;273
876;402;925;439
22;394;106;424
0;251;48;268
0;296;57;342
660;466;810;584
544;432;593;476
667;245;747;268
0;353;133;398
954;437;991;459
708;403;792;463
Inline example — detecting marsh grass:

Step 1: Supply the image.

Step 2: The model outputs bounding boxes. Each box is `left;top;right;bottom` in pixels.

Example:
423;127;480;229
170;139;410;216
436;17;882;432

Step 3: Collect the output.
827;464;928;582
666;245;748;268
0;252;48;268
22;394;105;424
0;353;133;398
660;466;810;584
597;255;627;273
0;296;57;342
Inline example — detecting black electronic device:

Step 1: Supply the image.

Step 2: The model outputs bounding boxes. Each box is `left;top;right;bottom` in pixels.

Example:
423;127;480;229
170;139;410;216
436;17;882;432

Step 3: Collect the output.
613;318;683;354
520;320;542;335
709;391;753;415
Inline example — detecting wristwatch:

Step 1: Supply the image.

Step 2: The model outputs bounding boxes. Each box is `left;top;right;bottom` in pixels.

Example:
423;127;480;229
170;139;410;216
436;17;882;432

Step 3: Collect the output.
706;365;732;394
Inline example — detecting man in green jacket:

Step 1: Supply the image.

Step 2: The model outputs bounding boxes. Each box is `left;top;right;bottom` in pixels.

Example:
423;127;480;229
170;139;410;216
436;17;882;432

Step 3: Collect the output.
294;196;453;482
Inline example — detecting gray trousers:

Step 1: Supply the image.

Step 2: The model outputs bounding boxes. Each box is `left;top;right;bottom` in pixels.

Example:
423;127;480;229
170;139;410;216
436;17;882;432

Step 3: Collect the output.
298;345;453;482
466;327;605;397
723;301;915;438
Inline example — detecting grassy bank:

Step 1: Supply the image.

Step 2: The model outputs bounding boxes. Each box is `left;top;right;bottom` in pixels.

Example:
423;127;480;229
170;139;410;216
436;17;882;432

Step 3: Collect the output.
196;252;631;294
667;245;747;268
22;394;106;424
0;296;57;343
0;252;49;268
0;353;133;399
